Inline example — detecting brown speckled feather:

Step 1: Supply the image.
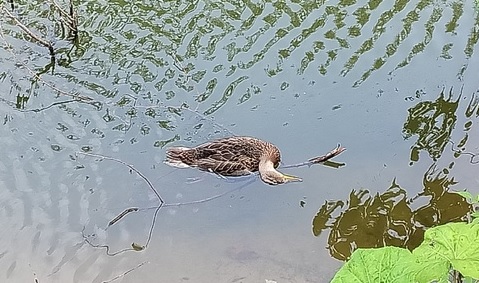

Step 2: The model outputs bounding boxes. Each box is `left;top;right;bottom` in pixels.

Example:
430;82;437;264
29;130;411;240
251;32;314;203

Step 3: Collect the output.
165;136;281;176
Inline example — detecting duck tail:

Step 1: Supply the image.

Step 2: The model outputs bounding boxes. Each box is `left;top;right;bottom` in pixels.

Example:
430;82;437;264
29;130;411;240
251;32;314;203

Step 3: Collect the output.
165;147;195;168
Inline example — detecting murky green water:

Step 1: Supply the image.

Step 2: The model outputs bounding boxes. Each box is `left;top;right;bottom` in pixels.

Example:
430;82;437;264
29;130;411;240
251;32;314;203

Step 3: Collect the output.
1;0;479;282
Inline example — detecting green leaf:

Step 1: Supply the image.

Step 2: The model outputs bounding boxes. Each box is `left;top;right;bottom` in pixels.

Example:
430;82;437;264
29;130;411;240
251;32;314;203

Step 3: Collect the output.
331;246;418;283
414;222;479;279
412;244;450;283
463;276;477;283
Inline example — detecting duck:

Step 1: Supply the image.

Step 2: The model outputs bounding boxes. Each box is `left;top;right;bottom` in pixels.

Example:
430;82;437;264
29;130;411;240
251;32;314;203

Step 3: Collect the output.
164;136;303;185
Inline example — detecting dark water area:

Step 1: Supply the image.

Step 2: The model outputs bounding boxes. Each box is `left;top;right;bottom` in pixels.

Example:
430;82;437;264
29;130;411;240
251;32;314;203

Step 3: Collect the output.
1;0;479;282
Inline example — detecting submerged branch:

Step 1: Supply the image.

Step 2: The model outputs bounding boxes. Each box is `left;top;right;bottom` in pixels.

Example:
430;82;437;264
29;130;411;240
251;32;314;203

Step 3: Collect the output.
162;177;255;208
101;262;149;283
50;0;74;23
79;152;166;255
82;205;163;256
79;144;345;256
107;207;139;228
3;7;55;57
81;226;134;256
50;0;78;40
78;152;164;204
4;99;78;112
0;27;97;106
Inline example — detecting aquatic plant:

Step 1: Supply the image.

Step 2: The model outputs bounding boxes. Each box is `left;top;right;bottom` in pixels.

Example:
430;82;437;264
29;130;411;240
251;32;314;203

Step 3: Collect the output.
331;221;479;282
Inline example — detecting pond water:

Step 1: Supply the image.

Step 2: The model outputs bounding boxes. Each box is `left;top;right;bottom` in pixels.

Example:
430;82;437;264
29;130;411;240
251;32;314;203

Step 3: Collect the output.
1;0;479;282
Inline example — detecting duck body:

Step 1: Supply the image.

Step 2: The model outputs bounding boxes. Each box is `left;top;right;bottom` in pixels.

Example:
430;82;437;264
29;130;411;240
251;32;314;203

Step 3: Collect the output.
165;136;300;185
165;136;280;175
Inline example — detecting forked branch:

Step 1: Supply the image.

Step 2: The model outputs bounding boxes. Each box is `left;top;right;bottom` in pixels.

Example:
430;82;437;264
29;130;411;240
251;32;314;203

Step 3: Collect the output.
3;7;55;57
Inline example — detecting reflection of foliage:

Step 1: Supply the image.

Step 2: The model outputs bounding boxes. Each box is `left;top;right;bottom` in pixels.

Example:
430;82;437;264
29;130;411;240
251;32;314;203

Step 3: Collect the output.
450;93;479;164
2;1;478;147
312;165;471;261
403;88;459;163
332;222;479;282
454;190;479;223
154;134;180;148
3;0;477;109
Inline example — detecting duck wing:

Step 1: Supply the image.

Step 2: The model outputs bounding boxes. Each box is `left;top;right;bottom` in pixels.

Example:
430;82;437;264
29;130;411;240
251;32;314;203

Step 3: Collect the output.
193;146;257;176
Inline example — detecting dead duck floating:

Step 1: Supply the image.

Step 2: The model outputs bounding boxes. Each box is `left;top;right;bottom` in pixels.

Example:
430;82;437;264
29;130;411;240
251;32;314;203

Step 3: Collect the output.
165;136;345;185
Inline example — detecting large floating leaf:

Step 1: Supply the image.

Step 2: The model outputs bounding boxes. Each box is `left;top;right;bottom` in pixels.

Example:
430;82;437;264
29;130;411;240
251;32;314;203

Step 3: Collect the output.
331;246;418;283
414;222;479;279
412;245;449;283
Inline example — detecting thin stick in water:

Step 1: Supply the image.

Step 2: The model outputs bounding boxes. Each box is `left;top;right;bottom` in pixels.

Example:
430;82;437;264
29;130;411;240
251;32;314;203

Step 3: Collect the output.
3;7;55;57
101;262;149;283
281;144;346;169
78;152;164;204
107;207;139;228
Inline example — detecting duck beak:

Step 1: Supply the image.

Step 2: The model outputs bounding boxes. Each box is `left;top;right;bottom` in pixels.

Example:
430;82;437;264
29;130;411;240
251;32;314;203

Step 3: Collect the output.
282;173;303;183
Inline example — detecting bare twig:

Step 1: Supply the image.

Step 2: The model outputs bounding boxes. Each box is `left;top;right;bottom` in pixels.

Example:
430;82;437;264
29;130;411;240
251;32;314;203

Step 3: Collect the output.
82;204;163;256
144;205;162;249
0;26;97;106
77;152;164;204
308;145;346;163
3;7;55;57
163;177;255;207
82;226;134;256
50;0;78;40
0;97;79;112
79;152;166;255
170;52;187;74
50;0;74;23
281;144;346;169
79;142;345;256
107;207;139;228
78;151;254;256
26;100;78;112
69;0;75;19
102;262;148;283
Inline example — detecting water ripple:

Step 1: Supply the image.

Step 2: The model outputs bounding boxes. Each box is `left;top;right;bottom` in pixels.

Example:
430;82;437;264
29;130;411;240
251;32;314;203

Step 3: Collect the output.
1;1;479;281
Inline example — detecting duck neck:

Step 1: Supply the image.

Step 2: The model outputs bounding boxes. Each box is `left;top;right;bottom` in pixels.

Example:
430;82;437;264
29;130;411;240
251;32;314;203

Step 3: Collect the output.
259;158;281;177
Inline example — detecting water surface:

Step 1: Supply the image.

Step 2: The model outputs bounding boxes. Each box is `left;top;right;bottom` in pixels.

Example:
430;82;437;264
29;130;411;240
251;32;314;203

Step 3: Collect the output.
1;0;479;282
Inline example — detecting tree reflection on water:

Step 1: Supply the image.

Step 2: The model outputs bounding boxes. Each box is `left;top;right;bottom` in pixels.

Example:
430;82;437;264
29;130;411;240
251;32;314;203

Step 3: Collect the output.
313;87;479;261
403;87;460;164
312;164;471;261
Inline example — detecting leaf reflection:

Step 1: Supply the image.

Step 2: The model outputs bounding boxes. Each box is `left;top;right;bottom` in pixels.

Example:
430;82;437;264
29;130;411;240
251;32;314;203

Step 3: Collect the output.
403;87;459;164
312;165;471;261
2;0;479;154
